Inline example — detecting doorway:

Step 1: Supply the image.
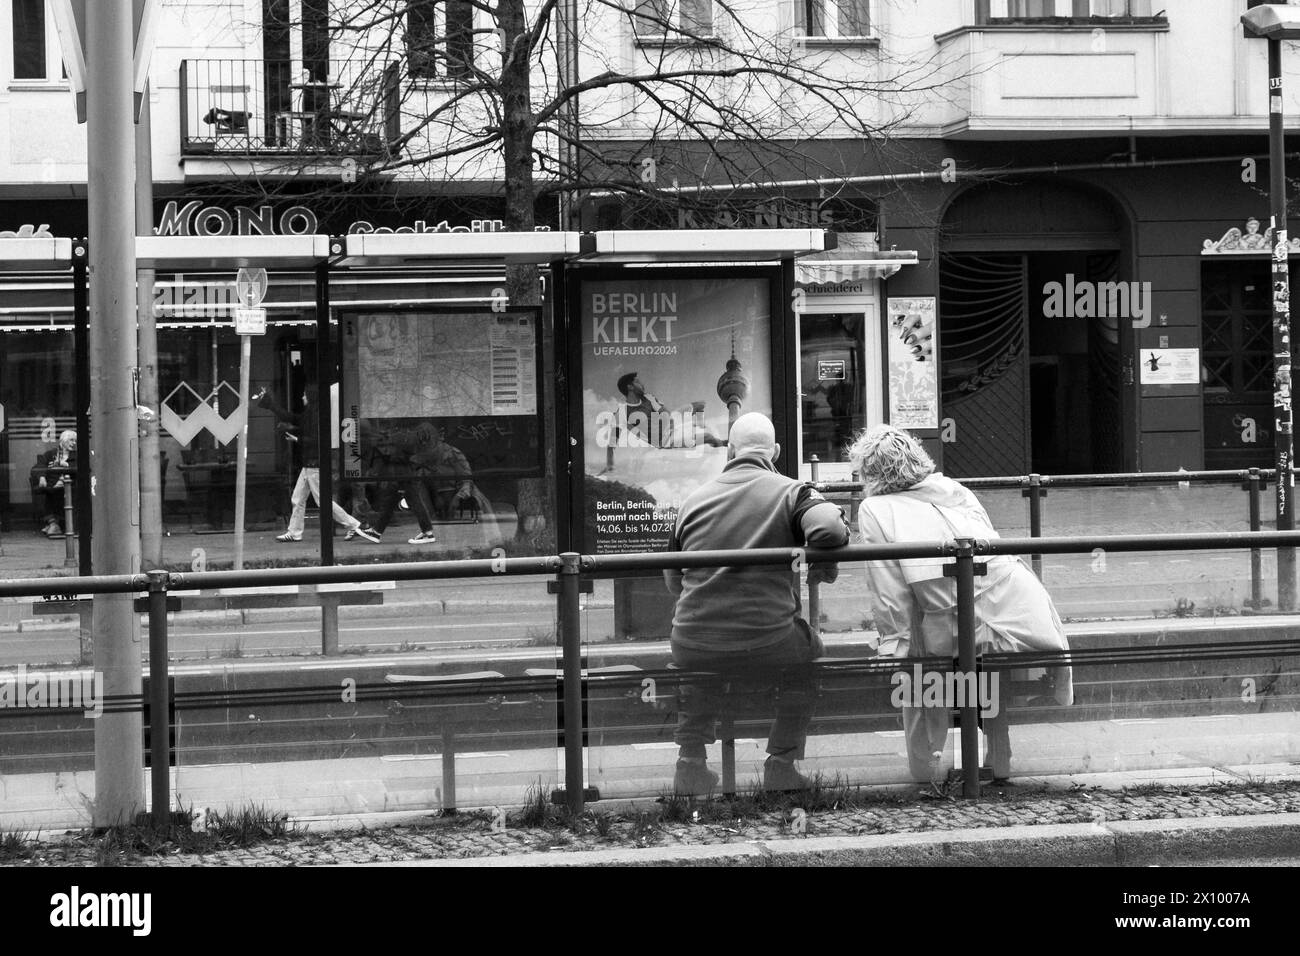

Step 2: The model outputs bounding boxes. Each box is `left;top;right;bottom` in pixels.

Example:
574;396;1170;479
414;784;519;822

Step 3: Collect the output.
939;250;1123;478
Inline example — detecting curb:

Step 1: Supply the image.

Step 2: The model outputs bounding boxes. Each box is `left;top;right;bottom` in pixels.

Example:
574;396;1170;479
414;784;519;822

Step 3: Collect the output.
368;812;1300;867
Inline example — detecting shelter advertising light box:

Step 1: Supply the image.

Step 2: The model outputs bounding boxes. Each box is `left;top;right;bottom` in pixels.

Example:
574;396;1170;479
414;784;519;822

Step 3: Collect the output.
578;274;774;554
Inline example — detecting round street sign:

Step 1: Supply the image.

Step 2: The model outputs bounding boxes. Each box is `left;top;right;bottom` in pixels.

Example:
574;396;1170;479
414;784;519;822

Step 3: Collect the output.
235;267;268;307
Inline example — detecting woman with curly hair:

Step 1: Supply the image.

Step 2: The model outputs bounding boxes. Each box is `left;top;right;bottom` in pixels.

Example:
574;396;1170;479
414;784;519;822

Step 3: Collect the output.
847;424;1073;784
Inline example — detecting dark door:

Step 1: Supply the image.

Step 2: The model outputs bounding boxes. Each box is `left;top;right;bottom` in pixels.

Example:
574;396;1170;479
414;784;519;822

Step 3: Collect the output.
1201;261;1272;469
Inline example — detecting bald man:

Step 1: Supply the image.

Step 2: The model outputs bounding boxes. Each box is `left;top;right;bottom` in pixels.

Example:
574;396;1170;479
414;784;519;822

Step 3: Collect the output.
664;412;849;795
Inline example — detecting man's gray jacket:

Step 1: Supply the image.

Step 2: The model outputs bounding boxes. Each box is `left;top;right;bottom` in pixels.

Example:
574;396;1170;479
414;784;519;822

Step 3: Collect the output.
664;455;849;652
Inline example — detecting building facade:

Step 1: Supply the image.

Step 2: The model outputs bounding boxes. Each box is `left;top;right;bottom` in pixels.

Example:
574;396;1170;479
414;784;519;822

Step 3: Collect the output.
0;0;1293;542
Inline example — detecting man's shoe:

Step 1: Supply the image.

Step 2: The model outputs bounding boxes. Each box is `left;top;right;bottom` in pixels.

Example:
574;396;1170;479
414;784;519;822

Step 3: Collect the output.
351;526;381;543
763;756;812;793
673;759;719;797
275;531;301;542
407;530;437;545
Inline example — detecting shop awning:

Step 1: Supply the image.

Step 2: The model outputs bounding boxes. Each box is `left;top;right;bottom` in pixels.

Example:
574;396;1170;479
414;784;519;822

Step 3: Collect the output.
136;235;333;270
795;249;919;285
340;231;583;268
0;237;74;272
583;229;834;263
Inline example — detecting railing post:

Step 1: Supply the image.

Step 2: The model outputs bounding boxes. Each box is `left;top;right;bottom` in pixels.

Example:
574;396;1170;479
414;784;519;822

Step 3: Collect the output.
1022;473;1044;580
1245;468;1265;610
558;553;585;815
948;538;981;798
320;594;340;655
62;476;77;569
147;569;172;827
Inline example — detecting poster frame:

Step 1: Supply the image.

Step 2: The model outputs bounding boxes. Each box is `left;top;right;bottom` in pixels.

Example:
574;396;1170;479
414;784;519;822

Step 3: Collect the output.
562;263;791;556
333;303;547;484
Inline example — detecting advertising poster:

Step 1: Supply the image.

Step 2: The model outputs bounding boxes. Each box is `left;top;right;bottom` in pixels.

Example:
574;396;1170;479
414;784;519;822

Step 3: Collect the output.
340;309;543;482
886;296;938;429
1139;348;1200;385
581;276;772;554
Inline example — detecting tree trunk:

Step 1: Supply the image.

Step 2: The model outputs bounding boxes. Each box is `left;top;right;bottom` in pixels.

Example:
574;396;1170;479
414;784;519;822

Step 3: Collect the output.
498;0;555;551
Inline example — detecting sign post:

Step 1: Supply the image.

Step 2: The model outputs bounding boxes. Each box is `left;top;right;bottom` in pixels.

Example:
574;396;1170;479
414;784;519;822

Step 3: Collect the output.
233;268;267;569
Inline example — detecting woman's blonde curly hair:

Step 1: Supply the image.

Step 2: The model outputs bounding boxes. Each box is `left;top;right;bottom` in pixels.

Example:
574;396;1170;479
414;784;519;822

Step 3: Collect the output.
846;424;935;496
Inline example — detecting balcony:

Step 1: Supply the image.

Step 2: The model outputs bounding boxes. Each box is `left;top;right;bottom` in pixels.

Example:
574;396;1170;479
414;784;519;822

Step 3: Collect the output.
180;59;395;159
934;4;1174;138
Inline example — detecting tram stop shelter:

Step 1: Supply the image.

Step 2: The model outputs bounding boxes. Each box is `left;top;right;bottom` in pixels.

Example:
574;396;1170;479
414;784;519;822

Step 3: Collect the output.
4;228;914;579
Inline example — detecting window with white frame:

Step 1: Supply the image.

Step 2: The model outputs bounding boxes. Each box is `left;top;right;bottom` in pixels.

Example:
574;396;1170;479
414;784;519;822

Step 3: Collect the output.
406;0;476;80
795;0;872;39
976;0;1156;21
11;0;66;83
633;0;714;39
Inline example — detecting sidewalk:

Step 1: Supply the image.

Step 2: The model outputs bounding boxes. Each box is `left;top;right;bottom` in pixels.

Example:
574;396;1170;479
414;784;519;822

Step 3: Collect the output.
7;770;1300;867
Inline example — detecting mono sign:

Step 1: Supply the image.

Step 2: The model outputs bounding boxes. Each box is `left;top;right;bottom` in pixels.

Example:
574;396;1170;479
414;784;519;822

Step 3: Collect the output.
156;200;318;237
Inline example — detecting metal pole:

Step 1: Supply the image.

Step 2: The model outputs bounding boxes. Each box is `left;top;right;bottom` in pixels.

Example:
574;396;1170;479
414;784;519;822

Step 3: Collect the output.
555;0;580;228
147;569;170;827
558;552;585;814
72;248;92;578
1247;467;1264;610
1269;36;1297;612
315;261;333;566
1024;474;1044;580
233;333;251;569
88;0;145;827
952;538;980;798
137;83;163;571
62;476;76;569
320;594;340;655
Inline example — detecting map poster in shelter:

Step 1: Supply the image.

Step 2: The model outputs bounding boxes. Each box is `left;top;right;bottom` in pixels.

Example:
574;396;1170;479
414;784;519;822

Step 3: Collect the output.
340;309;543;481
886;296;938;429
580;276;772;554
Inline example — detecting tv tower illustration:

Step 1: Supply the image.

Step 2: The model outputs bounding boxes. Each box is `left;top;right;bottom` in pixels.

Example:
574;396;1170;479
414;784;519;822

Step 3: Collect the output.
716;327;750;435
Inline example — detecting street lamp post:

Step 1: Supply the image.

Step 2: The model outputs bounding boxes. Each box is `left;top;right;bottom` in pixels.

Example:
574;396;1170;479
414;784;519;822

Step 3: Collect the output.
1244;3;1300;611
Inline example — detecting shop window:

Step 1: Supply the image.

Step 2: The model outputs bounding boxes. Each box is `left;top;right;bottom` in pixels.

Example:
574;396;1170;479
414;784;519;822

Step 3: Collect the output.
794;0;872;39
975;0;1159;23
406;0;476;81
633;0;714;40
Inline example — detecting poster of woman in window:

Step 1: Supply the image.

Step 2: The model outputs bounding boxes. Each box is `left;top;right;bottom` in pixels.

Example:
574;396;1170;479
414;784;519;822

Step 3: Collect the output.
886;296;939;429
580;276;773;554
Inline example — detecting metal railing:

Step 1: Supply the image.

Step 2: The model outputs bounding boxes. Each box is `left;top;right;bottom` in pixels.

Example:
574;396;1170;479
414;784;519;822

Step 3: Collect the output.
4;527;1300;824
180;59;393;157
810;460;1279;608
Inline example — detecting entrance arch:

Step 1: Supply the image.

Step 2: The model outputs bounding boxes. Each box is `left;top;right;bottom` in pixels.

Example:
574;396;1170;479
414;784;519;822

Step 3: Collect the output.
938;178;1132;477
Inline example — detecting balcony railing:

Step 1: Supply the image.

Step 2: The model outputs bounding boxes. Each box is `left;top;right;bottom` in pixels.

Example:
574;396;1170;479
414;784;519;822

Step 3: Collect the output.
180;59;395;158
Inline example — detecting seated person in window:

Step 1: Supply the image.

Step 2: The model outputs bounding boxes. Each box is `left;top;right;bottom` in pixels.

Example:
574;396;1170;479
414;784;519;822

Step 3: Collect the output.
34;430;77;537
409;424;488;520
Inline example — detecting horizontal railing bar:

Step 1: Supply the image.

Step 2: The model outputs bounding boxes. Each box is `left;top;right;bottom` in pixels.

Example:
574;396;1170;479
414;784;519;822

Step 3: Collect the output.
0;573;149;600
815;467;1279;495
7;637;1297;719
171;555;560;590
9;528;1300;599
